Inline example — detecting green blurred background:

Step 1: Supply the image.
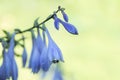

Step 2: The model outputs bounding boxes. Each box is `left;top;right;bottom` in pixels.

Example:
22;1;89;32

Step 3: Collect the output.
0;0;120;80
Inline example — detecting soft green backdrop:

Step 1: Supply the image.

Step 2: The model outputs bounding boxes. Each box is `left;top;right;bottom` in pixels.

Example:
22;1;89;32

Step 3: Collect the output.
0;0;120;80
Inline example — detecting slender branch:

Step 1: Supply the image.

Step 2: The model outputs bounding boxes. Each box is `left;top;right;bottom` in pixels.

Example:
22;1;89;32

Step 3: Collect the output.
0;6;64;42
16;6;63;34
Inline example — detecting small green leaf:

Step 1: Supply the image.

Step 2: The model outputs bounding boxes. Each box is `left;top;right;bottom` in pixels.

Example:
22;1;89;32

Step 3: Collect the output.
14;28;22;33
2;30;11;40
34;17;39;27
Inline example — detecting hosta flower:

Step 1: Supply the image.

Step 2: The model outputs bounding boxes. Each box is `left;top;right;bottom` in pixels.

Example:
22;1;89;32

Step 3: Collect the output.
7;33;18;80
53;66;63;80
54;15;60;30
36;28;44;54
22;47;27;67
34;18;45;54
58;19;78;35
29;30;41;73
61;10;68;22
53;16;78;35
0;33;18;80
40;31;52;72
28;30;36;68
45;29;64;63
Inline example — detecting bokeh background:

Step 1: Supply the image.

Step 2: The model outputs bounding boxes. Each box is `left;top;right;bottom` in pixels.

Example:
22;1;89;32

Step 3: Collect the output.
0;0;120;80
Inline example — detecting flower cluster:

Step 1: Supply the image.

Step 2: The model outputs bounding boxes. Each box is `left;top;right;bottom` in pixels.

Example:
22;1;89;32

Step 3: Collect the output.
53;7;78;35
0;6;78;80
28;18;65;73
0;33;18;80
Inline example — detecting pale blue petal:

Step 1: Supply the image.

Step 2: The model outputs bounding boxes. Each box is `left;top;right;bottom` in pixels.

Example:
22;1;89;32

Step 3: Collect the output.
29;30;41;73
31;39;41;73
29;30;36;68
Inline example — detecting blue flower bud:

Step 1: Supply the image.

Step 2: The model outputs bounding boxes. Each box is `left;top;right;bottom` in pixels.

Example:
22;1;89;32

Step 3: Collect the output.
29;30;36;68
59;19;78;35
22;47;27;67
54;15;60;30
61;11;69;22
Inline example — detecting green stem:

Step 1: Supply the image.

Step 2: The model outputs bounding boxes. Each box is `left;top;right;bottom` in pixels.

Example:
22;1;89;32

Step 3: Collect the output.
16;6;62;34
0;6;64;42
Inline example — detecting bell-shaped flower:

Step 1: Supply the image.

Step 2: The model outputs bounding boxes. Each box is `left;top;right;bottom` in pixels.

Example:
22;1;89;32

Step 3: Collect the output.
34;18;44;54
40;31;52;72
36;28;44;54
53;66;63;80
0;33;18;80
54;15;60;30
61;11;69;22
7;33;18;80
28;30;36;68
29;30;41;73
31;44;41;73
45;29;64;63
8;33;16;59
58;19;78;35
22;47;27;67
